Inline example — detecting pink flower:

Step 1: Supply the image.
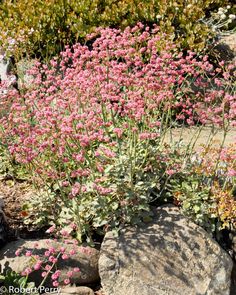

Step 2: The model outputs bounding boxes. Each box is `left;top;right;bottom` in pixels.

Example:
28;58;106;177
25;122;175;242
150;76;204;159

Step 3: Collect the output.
139;133;151;140
69;249;76;255
62;254;69;260
45;264;52;271
227;169;236;177
46;225;56;233
34;260;42;270
15;249;21;256
2;23;236;248
25;251;32;257
49;247;56;254
41;271;47;278
51;270;61;280
60;247;66;253
66;271;73;278
166;169;176;176
22;267;32;276
53;281;59;287
102;148;116;158
71;183;81;197
62;181;70;187
60;229;69;237
64;278;70;285
49;255;56;262
44;251;50;257
113;128;123;138
70;223;77;230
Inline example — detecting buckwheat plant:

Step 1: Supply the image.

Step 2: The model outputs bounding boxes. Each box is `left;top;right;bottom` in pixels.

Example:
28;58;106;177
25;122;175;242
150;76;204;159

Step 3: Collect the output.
0;23;235;240
14;232;86;288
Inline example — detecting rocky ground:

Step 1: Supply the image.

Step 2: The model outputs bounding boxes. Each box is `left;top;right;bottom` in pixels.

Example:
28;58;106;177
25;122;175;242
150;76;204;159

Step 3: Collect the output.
0;180;39;240
165;126;236;148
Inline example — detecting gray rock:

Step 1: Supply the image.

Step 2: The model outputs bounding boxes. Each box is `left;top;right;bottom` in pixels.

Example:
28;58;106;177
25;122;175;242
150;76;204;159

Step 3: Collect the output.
0;210;8;247
99;205;233;295
232;233;236;261
0;52;11;82
230;233;236;295
214;33;236;63
0;239;99;286
0;50;35;90
220;33;236;55
0;49;18;98
43;286;94;295
0;198;4;209
59;286;94;295
231;263;236;295
0;50;16;85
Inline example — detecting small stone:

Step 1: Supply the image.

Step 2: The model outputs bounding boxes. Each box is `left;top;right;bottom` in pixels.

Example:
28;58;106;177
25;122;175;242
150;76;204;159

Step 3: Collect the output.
43;286;94;295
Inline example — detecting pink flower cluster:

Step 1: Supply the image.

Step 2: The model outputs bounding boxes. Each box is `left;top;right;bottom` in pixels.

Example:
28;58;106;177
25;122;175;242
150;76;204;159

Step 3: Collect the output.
1;25;234;164
15;239;81;287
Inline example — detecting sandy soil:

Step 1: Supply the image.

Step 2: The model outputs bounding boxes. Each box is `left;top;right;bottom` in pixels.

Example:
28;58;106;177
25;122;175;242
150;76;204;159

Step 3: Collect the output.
164;126;236;149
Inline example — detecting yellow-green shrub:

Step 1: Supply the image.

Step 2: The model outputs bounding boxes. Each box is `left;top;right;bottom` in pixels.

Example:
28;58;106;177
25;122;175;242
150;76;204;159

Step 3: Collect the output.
171;145;236;232
0;0;232;60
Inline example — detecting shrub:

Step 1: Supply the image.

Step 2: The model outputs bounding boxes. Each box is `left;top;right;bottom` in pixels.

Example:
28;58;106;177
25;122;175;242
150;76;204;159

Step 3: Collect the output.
0;24;235;240
0;0;232;60
169;145;236;234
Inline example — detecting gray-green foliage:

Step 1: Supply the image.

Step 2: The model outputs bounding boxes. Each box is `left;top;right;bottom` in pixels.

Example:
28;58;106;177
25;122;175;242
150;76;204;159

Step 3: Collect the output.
23;138;162;240
169;174;218;233
0;269;37;295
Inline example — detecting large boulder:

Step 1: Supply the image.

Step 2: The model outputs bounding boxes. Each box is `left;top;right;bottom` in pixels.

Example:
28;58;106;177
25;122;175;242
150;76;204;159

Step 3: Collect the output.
99;205;233;295
0;239;100;286
230;232;236;294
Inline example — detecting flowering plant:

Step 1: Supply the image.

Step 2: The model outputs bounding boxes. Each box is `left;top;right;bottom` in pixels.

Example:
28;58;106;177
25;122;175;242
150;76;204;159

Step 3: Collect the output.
0;24;235;240
14;239;82;287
